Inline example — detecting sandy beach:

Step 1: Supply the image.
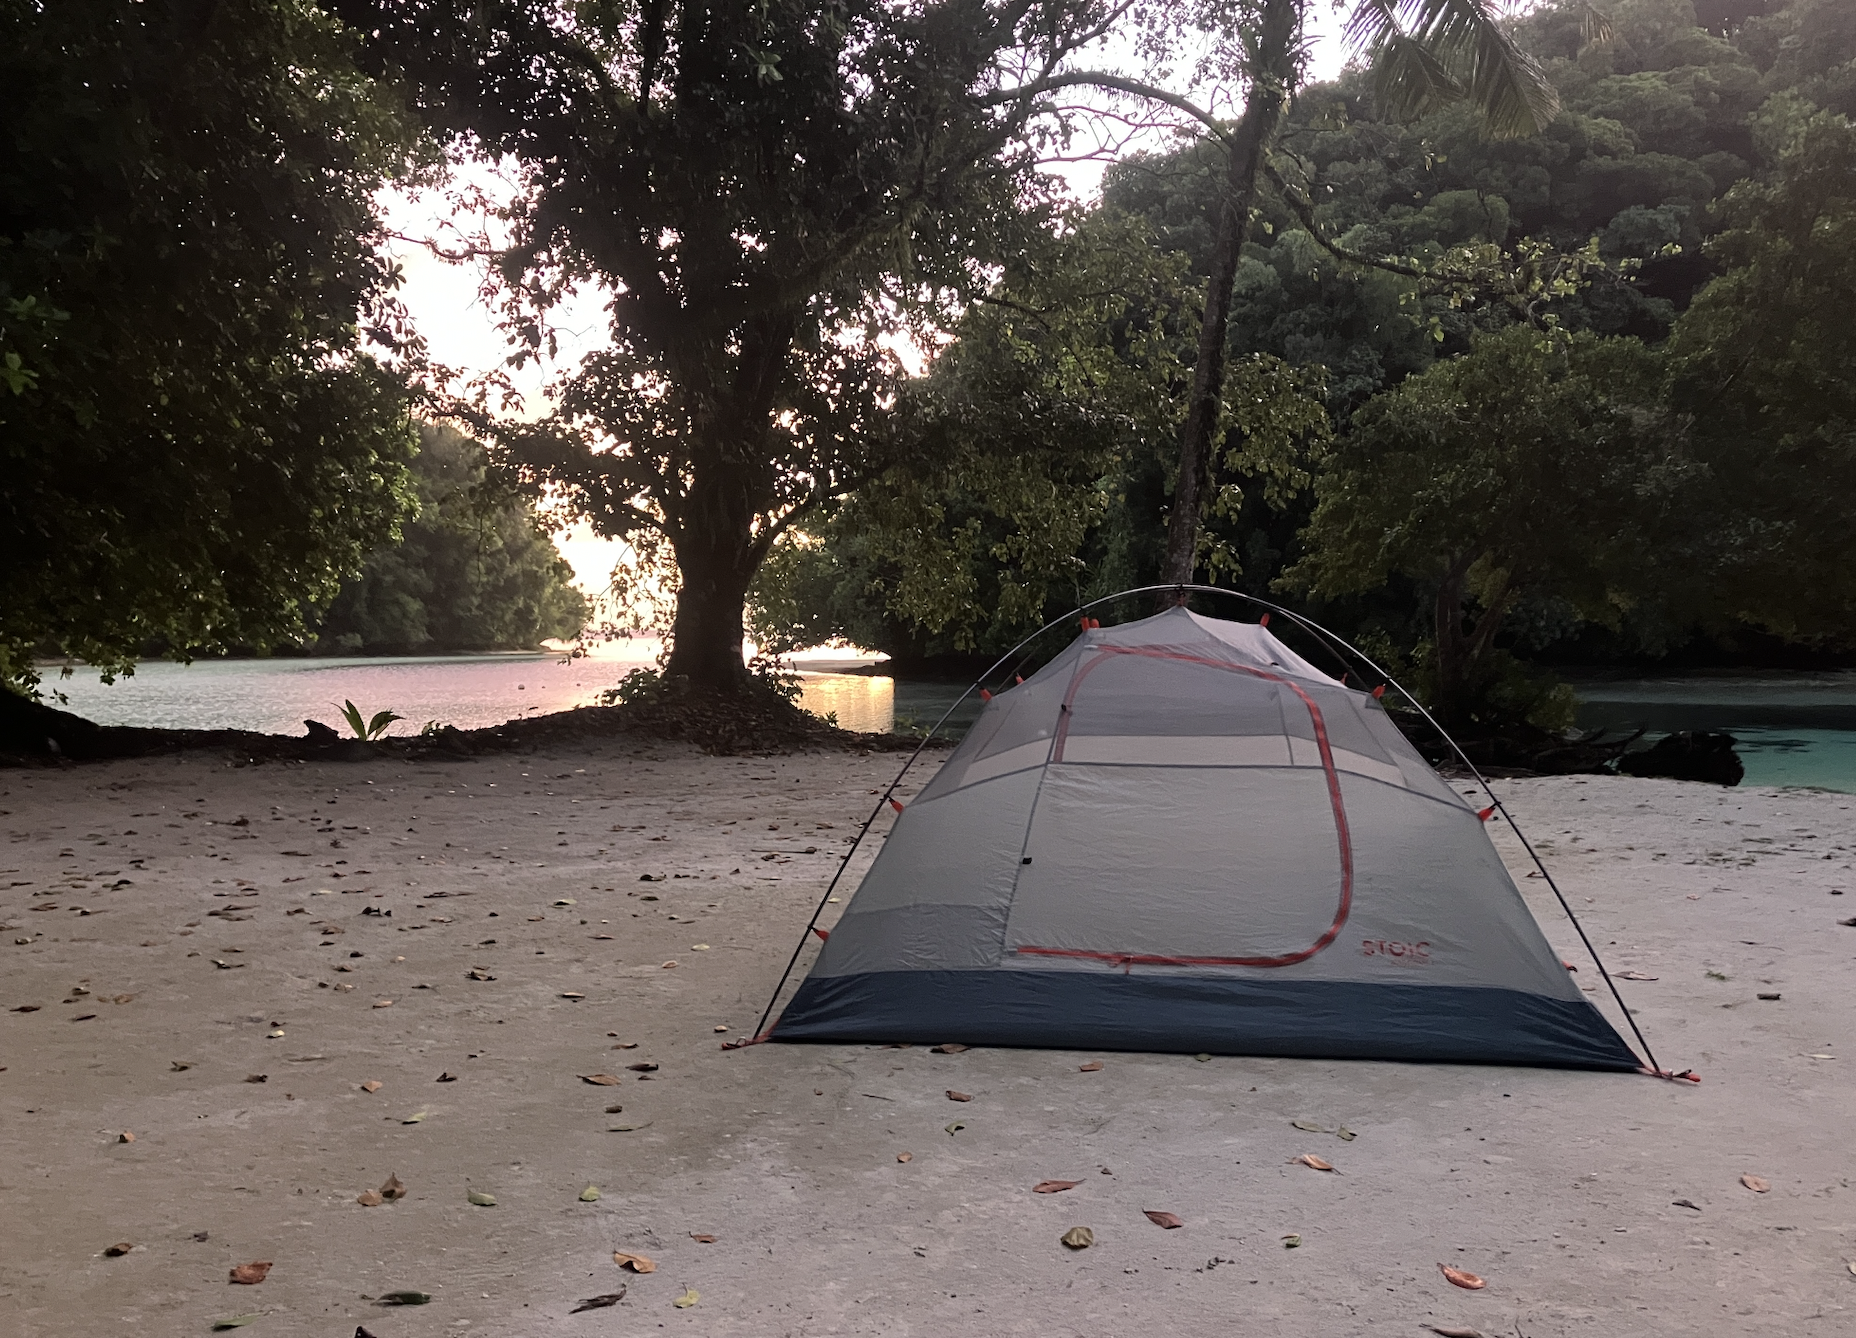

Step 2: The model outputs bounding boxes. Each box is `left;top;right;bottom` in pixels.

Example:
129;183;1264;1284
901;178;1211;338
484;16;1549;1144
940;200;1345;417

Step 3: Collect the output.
2;741;1853;1336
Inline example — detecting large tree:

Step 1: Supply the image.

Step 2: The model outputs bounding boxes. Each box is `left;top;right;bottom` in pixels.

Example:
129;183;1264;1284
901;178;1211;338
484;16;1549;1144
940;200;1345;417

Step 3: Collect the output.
0;0;425;698
340;0;1135;691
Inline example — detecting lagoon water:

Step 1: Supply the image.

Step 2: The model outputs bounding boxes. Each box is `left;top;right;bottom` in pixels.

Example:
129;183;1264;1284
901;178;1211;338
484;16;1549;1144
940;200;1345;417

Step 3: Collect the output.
36;651;1856;793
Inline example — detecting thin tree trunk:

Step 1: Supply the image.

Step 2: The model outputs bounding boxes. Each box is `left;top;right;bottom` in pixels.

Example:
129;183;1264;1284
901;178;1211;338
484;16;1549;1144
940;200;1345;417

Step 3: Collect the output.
1161;0;1301;588
1432;556;1473;730
663;552;756;692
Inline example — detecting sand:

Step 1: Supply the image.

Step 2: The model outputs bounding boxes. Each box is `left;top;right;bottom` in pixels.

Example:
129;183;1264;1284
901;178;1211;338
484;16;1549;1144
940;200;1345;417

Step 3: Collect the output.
1;742;1853;1337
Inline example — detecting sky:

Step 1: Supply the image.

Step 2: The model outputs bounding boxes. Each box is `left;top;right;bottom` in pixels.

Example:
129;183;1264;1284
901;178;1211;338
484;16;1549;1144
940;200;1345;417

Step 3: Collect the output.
379;11;1357;599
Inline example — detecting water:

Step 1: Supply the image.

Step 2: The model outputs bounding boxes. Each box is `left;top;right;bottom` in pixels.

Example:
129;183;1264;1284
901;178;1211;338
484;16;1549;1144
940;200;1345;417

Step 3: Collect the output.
38;653;1856;792
1570;671;1856;793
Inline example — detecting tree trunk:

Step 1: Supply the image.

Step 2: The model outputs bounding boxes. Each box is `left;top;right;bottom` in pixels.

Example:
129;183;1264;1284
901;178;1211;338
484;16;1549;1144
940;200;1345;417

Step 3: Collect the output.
1432;557;1472;731
663;553;755;692
1161;0;1302;587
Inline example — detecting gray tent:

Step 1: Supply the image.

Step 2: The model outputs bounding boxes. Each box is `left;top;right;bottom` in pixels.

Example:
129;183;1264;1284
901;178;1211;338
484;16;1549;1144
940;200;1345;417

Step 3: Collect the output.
774;608;1639;1069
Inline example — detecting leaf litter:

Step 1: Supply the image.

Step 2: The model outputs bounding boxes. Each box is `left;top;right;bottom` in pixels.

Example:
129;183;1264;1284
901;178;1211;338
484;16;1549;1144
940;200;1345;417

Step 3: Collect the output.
1143;1210;1184;1229
571;1289;626;1313
613;1251;656;1273
1033;1180;1080;1194
1439;1263;1486;1290
1061;1226;1094;1250
1741;1174;1771;1193
228;1261;272;1285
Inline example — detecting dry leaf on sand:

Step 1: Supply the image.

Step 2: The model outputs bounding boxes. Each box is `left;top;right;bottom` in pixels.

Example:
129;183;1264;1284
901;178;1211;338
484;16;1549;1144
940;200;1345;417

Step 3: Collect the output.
379;1173;405;1200
1741;1174;1770;1193
690;1233;717;1243
672;1288;699;1308
1429;1327;1485;1337
580;1073;622;1086
613;1251;656;1273
579;1186;600;1202
104;1242;134;1256
1061;1226;1094;1250
1033;1180;1080;1194
359;1080;382;1093
467;1190;496;1206
931;1043;969;1054
627;1062;659;1073
117;1131;135;1143
228;1261;272;1285
896;1152;913;1163
1291;1119;1327;1133
946;1090;972;1102
1281;1234;1301;1248
571;1289;626;1312
1439;1263;1486;1290
1078;1061;1103;1072
1143;1210;1184;1229
356;1190;384;1207
372;999;393;1009
1293;1154;1336;1172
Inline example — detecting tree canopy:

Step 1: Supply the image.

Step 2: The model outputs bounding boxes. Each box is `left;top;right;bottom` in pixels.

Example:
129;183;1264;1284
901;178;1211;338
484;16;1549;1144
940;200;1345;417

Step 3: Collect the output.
313;425;589;654
0;0;425;696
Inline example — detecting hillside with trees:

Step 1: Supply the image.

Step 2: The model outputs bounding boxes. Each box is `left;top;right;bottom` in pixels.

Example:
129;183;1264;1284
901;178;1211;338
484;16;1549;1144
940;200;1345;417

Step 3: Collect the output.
748;0;1856;731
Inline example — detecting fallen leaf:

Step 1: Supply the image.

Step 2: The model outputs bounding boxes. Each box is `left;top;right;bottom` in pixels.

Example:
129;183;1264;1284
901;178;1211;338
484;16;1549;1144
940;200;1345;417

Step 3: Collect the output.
372;999;393;1009
118;1131;135;1143
170;1061;192;1071
607;1121;652;1131
1439;1263;1486;1290
579;1185;600;1202
672;1288;699;1309
359;1080;381;1092
571;1290;626;1313
228;1261;272;1285
70;1013;97;1021
613;1251;656;1273
1336;1126;1358;1142
356;1190;384;1207
896;1152;913;1163
580;1073;622;1085
1428;1327;1484;1337
1615;970;1659;981
1672;1198;1701;1211
1143;1209;1184;1229
244;1074;267;1084
10;1005;41;1013
1060;1226;1094;1250
1293;1154;1336;1172
613;1041;639;1049
467;1189;496;1206
946;1089;972;1102
435;1072;457;1083
690;1233;716;1243
356;1326;382;1338
1291;1119;1327;1133
401;1111;427;1124
113;994;135;1004
1193;1052;1212;1062
377;1290;431;1305
1033;1180;1080;1194
104;1242;134;1256
559;991;585;1000
931;1043;969;1054
604;1104;624;1114
690;944;710;951
661;961;677;970
1078;1061;1103;1072
944;1121;966;1135
211;1315;261;1330
379;1173;405;1200
626;1062;659;1073
1281;1234;1301;1248
1741;1174;1770;1193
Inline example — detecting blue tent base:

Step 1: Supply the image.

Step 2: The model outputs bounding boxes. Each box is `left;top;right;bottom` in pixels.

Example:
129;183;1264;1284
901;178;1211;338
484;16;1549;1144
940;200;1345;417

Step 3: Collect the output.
772;969;1642;1071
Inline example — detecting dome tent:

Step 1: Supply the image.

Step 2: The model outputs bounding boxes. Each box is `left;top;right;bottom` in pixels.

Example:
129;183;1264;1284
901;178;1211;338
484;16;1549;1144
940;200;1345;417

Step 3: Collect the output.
772;606;1639;1069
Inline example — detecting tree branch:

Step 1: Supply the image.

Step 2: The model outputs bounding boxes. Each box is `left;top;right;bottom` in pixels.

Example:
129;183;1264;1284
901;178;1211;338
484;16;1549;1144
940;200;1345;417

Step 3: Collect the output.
980;71;1231;143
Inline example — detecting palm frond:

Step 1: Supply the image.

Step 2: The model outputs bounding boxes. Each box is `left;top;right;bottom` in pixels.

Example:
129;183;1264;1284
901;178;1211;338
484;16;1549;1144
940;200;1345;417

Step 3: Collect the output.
1578;2;1615;51
1368;34;1466;125
1346;0;1560;139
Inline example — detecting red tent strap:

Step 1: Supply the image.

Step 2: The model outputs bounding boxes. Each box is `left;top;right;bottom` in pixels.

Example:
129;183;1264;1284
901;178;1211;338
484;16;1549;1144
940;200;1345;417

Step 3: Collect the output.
1371;684;1387;700
811;926;830;941
1258;612;1270;627
979;688;992;702
1477;805;1496;822
888;797;904;813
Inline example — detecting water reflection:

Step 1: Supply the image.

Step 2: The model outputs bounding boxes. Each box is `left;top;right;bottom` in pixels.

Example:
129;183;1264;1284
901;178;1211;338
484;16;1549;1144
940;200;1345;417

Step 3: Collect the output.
794;673;893;734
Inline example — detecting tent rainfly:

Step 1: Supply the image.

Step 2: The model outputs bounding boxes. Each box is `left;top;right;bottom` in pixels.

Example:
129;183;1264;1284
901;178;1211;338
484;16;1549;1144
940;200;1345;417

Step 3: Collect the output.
773;607;1640;1070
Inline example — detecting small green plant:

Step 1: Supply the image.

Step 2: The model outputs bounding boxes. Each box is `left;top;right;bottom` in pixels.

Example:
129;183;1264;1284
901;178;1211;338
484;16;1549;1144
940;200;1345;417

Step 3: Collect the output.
418;719;446;738
1705;970;1728;981
338;700;403;740
601;667;664;706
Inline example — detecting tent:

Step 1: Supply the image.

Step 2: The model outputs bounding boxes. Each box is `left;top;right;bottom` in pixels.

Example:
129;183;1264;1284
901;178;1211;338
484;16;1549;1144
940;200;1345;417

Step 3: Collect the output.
772;607;1639;1070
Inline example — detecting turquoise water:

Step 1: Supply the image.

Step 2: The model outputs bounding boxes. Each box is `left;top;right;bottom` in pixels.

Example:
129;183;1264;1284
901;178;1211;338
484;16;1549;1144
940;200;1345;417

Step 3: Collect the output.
38;654;1856;793
1570;671;1856;792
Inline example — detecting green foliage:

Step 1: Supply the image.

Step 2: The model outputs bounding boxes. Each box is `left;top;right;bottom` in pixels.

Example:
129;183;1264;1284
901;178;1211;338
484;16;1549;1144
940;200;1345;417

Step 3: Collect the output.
345;0;1134;688
1666;102;1856;640
1285;324;1691;726
338;700;403;740
313;425;588;653
0;0;424;695
749;209;1331;656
